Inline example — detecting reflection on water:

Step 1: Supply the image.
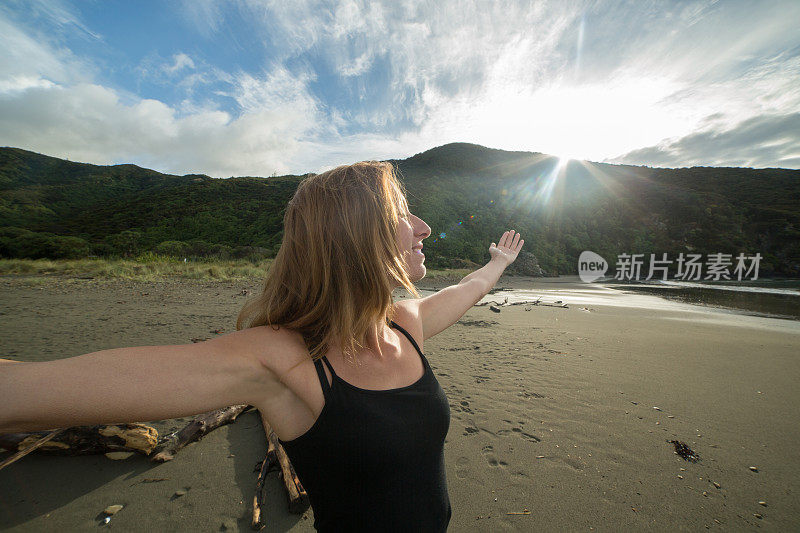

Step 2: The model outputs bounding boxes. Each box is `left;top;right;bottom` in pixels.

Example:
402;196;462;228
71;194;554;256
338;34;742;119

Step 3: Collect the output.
602;278;800;321
405;276;800;330
415;284;705;314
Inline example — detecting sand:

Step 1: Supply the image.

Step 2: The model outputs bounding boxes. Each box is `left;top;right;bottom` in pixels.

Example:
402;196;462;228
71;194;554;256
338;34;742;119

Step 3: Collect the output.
1;274;798;531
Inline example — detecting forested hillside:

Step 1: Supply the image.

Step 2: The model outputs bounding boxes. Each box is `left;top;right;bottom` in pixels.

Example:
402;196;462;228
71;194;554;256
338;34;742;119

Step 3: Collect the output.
1;144;798;277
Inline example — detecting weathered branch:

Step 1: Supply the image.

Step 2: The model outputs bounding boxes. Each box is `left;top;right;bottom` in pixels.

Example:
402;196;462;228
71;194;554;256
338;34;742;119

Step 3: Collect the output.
0;424;158;460
0;429;65;470
475;297;568;309
251;449;278;530
151;404;252;462
253;415;309;523
265;427;309;514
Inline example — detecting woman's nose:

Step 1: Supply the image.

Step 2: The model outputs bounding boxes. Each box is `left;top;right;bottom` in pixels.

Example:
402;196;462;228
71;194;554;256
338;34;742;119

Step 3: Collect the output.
416;218;431;238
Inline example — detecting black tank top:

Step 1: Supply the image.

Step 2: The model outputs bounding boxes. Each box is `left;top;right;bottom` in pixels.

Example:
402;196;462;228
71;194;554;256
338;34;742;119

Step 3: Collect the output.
277;320;452;532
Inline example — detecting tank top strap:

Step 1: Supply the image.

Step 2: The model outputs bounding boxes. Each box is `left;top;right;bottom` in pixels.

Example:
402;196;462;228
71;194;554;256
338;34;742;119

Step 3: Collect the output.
389;320;424;356
312;356;336;399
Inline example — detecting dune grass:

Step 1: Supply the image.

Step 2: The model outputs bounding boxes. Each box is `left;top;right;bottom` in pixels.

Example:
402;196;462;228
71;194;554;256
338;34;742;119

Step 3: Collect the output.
0;256;268;282
0;256;472;284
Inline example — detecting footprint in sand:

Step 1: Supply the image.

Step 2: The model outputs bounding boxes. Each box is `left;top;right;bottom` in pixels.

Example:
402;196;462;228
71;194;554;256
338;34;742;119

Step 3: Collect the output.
481;444;508;468
462;426;479;436
459;400;473;413
518;391;545;399
511;427;542;442
455;456;471;479
560;456;585;470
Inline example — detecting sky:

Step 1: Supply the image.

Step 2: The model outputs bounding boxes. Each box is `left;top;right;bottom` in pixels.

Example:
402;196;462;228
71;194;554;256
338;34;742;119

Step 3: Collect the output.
0;0;798;178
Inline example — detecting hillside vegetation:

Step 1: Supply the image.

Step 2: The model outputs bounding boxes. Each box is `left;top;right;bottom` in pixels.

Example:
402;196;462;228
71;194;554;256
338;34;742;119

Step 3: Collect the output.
1;144;798;277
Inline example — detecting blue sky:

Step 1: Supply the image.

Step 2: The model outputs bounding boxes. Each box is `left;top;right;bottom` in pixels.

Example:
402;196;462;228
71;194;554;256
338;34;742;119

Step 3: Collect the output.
1;0;798;177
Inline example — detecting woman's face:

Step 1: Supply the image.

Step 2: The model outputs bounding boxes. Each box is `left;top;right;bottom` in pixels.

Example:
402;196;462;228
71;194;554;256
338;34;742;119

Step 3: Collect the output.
396;206;431;282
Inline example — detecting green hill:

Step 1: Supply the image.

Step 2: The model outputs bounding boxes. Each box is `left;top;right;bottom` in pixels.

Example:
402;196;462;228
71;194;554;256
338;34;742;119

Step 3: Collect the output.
1;144;798;277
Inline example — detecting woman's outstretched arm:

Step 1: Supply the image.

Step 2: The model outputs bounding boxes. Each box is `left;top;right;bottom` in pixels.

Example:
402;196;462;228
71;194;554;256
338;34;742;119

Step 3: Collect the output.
0;327;282;434
413;229;524;340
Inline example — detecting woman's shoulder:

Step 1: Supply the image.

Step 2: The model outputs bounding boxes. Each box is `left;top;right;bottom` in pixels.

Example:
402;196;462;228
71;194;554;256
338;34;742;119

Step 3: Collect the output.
236;324;309;378
391;300;424;348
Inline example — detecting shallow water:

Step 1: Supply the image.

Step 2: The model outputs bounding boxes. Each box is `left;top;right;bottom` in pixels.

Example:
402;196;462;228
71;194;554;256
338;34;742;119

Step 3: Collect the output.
411;277;800;334
602;278;800;321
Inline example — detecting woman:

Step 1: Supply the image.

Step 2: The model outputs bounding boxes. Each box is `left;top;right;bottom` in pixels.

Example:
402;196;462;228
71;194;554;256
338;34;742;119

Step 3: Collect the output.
0;161;523;531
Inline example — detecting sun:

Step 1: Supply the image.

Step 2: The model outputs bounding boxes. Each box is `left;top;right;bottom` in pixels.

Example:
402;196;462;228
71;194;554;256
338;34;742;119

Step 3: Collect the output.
556;156;572;170
554;150;583;163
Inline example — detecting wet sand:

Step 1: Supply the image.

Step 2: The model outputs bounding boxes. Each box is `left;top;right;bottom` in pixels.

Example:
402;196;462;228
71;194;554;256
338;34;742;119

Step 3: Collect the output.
1;274;799;531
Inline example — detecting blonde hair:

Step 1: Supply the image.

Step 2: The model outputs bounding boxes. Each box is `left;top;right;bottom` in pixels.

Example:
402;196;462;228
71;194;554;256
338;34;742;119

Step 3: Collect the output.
236;160;422;367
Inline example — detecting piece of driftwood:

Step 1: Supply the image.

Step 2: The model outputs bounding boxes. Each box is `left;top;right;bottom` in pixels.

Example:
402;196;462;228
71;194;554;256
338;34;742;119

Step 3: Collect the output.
0;406;256;466
151;404;252;462
0;405;312;525
0;424;158;458
251;456;269;530
475;297;568;309
252;425;279;530
267;428;309;514
0;429;65;471
251;449;279;530
475;296;510;307
261;417;309;513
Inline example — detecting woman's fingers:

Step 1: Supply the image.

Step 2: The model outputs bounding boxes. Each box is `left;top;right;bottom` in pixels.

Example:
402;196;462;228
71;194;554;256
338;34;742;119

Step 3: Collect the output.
495;230;524;253
500;230;518;249
503;230;513;248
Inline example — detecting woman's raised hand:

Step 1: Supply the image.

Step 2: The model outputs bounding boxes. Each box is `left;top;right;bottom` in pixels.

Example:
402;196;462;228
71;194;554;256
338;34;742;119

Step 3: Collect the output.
489;229;524;266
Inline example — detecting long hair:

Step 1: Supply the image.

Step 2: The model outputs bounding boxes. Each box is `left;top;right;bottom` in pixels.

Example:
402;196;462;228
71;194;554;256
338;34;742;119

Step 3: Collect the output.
236;160;422;367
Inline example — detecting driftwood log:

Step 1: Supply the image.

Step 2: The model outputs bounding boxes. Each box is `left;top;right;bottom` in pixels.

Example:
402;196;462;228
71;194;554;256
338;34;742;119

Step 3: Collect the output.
0;405;310;526
251;451;275;530
251;414;309;529
250;414;311;531
0;423;158;459
475;296;569;309
266;427;309;514
0;429;66;470
151;404;252;462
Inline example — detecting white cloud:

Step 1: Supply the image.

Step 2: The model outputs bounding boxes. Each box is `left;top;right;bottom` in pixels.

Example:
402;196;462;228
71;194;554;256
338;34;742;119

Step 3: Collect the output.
0;12;93;84
228;67;318;114
1;0;799;177
0;75;56;94
177;0;223;38
7;0;102;40
606;112;800;169
0;78;325;177
163;53;196;74
0;3;328;177
339;51;373;78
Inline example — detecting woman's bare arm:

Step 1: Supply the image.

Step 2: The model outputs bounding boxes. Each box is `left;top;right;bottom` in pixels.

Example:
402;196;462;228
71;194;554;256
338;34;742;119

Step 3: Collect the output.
414;230;523;340
0;327;282;434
